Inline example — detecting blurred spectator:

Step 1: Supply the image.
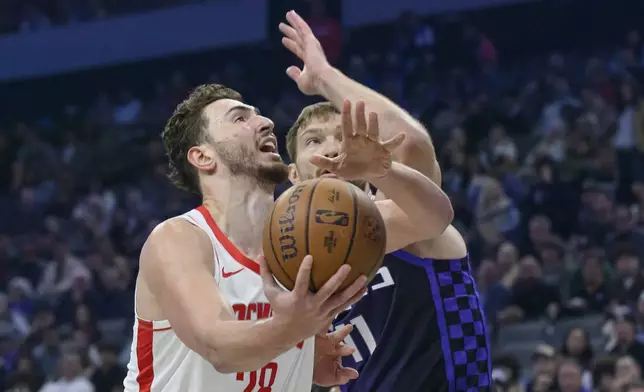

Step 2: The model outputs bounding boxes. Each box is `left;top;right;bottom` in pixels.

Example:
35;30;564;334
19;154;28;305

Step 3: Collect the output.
90;343;125;392
608;246;644;310
591;356;616;392
4;354;45;391
559;328;594;387
492;353;524;392
33;326;62;376
38;242;91;298
475;179;521;249
612;355;642;392
112;91;142;127
498;256;560;324
609;316;644;369
566;250;612;315
39;352;94;392
556;359;588;392
524;344;557;392
613;82;642;204
0;293;30;341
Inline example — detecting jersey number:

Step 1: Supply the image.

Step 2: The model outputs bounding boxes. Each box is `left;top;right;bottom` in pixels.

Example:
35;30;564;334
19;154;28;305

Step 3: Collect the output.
236;362;278;392
337;315;377;363
335;266;393;363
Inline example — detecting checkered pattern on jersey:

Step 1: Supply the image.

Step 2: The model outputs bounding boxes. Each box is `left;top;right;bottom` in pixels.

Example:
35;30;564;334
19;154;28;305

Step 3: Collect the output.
433;258;491;391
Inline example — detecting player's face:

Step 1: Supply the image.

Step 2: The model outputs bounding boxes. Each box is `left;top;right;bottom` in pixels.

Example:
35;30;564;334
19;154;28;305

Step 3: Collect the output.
289;114;367;190
201;99;288;186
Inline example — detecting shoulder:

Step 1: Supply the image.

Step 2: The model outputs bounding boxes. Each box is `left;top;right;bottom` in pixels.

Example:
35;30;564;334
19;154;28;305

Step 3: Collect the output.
145;217;210;250
140;217;214;273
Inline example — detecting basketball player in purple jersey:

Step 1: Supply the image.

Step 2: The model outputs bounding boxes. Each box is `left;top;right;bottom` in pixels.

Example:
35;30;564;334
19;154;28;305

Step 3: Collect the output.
280;11;493;392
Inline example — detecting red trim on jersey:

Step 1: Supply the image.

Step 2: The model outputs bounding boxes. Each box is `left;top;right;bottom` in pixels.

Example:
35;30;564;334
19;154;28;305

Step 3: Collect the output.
136;319;155;392
196;205;260;275
153;326;172;332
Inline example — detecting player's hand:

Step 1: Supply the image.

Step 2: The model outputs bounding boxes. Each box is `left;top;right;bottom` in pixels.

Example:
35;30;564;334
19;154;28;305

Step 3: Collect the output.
260;255;367;341
310;100;406;180
313;325;359;386
279;10;332;95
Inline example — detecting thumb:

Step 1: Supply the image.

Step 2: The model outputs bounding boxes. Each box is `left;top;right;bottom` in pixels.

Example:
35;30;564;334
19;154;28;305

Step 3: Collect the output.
381;133;406;152
310;154;338;171
286;66;302;82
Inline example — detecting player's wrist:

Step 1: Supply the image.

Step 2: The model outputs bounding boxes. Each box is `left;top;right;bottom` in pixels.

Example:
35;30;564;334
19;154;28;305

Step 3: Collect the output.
316;66;342;96
363;156;394;183
267;314;313;345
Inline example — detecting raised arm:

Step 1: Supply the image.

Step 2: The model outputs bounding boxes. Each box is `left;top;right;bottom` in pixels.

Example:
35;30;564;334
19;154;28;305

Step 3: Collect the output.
279;10;440;184
139;219;366;374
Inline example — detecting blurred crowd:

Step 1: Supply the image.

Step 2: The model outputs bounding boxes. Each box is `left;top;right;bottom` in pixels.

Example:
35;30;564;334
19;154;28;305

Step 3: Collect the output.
0;0;207;35
2;0;644;391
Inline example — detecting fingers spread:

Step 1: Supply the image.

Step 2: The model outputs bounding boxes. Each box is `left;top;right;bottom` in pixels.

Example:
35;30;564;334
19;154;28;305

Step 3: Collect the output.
366;111;379;139
382;133;406;152
341;99;354;140
354;101;367;135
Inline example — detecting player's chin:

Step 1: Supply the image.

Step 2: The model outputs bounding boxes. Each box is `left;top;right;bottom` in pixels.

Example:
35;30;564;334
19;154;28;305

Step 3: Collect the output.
257;150;284;162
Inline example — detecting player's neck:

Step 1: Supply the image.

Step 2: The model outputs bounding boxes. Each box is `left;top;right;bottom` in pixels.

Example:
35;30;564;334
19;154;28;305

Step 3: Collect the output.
201;176;274;260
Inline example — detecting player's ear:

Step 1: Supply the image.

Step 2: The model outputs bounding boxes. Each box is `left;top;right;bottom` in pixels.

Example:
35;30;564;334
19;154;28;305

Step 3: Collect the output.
187;145;217;173
288;163;300;184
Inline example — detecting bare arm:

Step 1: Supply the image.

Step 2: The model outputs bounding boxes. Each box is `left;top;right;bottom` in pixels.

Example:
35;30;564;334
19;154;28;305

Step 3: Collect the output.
140;219;301;373
317;68;440;183
279;11;440;183
372;162;453;254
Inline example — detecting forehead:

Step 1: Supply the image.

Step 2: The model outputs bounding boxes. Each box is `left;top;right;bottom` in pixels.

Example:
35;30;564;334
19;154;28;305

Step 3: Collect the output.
203;98;256;121
298;113;341;139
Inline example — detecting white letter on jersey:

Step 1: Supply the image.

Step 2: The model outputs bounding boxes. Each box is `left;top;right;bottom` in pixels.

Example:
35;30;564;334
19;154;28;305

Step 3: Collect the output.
371;266;394;292
335;315;377;363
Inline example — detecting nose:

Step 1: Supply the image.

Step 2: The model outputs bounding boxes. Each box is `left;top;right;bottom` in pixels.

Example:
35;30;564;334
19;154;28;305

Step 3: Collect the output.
257;116;274;135
322;138;340;158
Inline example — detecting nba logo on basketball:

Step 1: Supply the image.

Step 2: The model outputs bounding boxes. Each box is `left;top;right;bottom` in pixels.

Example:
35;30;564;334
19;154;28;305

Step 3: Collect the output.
315;210;349;226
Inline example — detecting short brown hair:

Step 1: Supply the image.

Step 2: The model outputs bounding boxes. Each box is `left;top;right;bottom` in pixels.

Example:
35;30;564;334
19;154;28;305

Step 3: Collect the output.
286;102;339;162
162;84;242;194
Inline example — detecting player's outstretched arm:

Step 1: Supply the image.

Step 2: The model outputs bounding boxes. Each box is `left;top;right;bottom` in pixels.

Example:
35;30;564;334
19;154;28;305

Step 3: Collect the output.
140;219;366;374
279;10;440;184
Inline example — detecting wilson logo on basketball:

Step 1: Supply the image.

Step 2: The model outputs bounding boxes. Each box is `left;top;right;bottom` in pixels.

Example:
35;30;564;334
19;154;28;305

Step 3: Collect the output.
315;210;349;226
276;183;305;261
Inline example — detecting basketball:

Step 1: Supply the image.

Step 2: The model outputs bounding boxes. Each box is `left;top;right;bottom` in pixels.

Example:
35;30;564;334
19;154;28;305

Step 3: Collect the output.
263;178;387;291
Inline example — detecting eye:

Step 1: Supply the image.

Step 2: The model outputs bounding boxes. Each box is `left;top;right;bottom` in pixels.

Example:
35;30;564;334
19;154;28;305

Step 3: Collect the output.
234;116;246;123
305;138;320;146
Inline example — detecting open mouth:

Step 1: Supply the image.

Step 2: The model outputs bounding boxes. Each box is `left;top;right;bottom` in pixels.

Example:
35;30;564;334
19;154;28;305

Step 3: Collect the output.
258;139;277;154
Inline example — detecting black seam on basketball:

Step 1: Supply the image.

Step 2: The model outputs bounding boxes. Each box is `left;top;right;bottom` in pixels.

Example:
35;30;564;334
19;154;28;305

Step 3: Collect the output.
366;218;387;279
268;198;295;289
343;185;359;266
365;246;386;282
305;181;320;292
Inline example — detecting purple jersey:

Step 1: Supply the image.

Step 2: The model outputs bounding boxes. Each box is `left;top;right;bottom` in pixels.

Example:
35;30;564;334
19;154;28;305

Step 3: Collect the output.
333;250;493;392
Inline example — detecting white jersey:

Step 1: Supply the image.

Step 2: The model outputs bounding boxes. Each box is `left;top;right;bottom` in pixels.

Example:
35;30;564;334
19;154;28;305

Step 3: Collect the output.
123;206;315;392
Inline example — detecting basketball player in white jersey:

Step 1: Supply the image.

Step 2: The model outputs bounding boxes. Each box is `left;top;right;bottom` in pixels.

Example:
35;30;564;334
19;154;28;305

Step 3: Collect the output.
123;84;453;391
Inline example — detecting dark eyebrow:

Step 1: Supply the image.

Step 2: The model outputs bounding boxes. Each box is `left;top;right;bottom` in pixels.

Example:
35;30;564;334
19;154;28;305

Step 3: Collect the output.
225;105;260;117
